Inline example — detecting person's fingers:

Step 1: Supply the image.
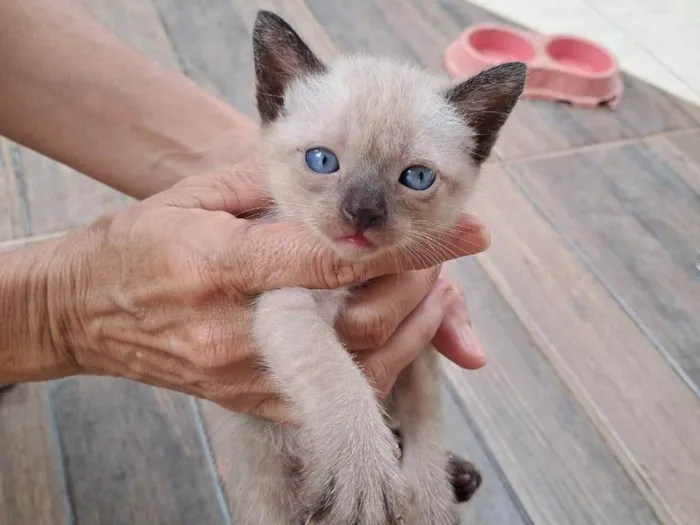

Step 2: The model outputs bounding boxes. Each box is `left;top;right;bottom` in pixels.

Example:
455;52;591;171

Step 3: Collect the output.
153;158;273;218
431;272;487;369
358;280;448;398
228;213;489;294
216;393;292;424
338;267;441;351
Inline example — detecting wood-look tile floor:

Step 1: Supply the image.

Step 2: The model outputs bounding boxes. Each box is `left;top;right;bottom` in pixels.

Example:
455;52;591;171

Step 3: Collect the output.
1;1;698;524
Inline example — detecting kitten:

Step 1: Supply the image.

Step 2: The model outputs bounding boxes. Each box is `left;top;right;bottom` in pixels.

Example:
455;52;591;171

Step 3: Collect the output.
226;10;525;525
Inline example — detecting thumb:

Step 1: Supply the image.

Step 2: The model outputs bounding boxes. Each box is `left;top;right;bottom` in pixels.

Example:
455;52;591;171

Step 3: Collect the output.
153;158;272;218
225;213;490;294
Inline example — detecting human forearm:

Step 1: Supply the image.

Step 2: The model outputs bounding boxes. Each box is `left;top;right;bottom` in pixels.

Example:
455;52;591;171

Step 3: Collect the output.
0;0;258;199
0;238;80;382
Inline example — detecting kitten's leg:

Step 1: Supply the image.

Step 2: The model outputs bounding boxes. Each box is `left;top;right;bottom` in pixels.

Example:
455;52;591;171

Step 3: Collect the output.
447;452;482;504
392;348;460;525
393;431;483;505
254;288;406;525
222;415;300;525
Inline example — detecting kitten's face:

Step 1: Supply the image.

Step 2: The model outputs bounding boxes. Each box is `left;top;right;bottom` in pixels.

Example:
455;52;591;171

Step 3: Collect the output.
260;57;476;259
253;11;525;261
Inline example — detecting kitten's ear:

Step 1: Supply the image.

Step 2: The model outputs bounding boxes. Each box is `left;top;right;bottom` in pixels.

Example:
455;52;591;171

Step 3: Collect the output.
445;62;527;164
253;10;327;123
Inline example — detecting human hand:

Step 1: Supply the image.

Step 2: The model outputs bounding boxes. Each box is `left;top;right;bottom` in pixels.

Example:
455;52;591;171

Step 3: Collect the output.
48;160;489;421
338;265;485;399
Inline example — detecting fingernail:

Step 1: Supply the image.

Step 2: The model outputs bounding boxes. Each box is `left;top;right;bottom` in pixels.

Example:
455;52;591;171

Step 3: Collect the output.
458;214;483;231
459;324;484;358
434;279;453;301
455;217;490;253
479;225;491;250
441;285;464;313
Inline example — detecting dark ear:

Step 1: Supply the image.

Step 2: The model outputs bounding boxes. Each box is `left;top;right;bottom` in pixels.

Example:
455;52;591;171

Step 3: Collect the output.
252;10;327;123
445;62;527;164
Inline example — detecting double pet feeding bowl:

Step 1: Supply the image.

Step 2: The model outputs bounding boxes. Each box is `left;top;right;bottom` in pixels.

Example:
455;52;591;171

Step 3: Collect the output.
444;24;623;109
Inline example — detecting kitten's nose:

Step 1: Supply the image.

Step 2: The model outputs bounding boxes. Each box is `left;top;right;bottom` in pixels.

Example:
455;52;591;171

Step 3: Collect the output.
341;198;387;230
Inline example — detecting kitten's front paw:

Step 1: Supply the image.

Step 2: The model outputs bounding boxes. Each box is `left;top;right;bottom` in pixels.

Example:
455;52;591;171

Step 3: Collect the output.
408;474;460;525
300;432;407;524
447;453;482;503
408;452;481;524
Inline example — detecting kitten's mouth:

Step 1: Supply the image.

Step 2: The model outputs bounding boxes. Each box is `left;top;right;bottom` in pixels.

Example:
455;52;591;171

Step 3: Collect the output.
339;233;375;248
318;222;394;259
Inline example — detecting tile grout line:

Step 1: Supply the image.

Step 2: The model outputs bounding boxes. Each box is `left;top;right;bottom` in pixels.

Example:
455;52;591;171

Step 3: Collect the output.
8;142;34;237
150;0;192;78
45;382;79;525
0;230;71;252
0;139;31;238
495;126;700;165
474;253;681;525
189;398;235;525
498;162;700;400
442;372;537;525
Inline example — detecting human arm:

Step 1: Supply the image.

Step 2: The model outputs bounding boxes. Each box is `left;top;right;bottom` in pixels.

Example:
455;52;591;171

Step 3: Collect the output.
0;0;257;199
0;239;76;383
0;0;486;381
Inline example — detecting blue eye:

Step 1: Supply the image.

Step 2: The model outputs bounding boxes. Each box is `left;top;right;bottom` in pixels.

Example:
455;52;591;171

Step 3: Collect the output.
399;166;436;191
305;147;339;174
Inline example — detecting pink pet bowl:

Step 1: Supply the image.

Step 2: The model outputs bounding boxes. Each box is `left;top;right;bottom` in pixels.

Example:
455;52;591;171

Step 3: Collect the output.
444;24;623;109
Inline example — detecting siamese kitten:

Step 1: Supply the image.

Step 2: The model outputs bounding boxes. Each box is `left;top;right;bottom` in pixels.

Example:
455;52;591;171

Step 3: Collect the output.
227;10;525;525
